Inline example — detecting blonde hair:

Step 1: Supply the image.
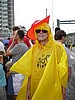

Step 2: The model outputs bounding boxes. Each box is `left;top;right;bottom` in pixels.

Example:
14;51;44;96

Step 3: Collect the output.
34;22;51;38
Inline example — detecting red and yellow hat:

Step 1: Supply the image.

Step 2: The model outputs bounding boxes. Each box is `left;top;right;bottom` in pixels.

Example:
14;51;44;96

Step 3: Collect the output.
27;15;50;40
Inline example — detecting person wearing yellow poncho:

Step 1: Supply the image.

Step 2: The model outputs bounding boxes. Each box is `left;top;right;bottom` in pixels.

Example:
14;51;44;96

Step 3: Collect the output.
10;15;68;100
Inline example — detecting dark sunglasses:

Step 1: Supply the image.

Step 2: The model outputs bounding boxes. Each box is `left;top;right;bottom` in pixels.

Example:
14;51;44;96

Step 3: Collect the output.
35;29;48;33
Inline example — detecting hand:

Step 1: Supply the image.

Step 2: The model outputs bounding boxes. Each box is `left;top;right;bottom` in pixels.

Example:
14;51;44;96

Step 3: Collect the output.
62;87;66;100
13;30;18;42
68;67;72;81
12;38;17;43
6;71;12;78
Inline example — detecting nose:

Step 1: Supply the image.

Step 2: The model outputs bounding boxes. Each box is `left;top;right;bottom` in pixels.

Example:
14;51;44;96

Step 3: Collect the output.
40;30;42;33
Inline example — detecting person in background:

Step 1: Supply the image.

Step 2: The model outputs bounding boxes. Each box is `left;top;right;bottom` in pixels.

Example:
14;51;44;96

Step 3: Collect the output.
10;15;68;100
5;26;31;74
0;41;7;100
23;35;31;48
19;25;31;48
54;29;72;100
6;29;29;100
8;26;31;48
8;26;20;47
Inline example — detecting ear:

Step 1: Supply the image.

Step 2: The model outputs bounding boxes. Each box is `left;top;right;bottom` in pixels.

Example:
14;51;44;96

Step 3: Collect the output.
62;36;65;44
62;36;65;40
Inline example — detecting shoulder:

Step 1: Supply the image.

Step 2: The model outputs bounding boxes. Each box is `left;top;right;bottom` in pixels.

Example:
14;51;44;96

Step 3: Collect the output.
0;41;4;46
65;47;70;53
9;38;13;43
19;42;29;48
0;63;3;70
54;41;67;58
55;41;65;50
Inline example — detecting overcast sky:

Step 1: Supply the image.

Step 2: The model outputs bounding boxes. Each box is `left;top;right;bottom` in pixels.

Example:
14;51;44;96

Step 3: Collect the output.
14;0;75;33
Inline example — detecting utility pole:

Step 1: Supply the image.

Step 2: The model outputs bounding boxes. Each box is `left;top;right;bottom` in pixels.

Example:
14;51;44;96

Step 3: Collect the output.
46;9;47;17
57;19;60;27
52;0;54;30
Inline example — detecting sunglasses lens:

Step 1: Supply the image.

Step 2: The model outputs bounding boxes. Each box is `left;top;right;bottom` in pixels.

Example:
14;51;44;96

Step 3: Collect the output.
42;30;48;33
35;29;41;33
35;29;48;33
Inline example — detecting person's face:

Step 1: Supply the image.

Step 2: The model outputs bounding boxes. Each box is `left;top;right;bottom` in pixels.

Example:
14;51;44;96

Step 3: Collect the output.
35;29;48;42
62;36;66;44
13;30;16;35
13;30;18;41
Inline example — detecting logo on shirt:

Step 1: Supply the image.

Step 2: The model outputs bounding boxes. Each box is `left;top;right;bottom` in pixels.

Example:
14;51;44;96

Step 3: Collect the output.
37;54;50;68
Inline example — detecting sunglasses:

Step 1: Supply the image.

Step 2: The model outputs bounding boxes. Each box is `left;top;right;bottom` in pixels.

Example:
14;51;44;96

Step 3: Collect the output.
35;29;48;33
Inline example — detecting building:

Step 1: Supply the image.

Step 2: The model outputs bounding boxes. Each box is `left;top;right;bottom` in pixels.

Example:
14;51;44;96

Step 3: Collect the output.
0;0;14;38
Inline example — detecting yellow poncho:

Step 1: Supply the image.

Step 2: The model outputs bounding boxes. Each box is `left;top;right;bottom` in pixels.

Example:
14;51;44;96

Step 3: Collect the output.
10;36;68;100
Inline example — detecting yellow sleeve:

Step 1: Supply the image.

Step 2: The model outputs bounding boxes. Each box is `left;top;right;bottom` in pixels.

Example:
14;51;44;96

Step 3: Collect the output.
10;47;33;77
58;48;68;88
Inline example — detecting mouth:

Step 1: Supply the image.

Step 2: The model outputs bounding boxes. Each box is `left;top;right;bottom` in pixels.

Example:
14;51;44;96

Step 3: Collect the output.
39;34;44;37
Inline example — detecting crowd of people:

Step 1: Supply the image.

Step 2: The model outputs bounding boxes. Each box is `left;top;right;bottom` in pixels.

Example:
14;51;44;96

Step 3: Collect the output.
0;15;72;100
